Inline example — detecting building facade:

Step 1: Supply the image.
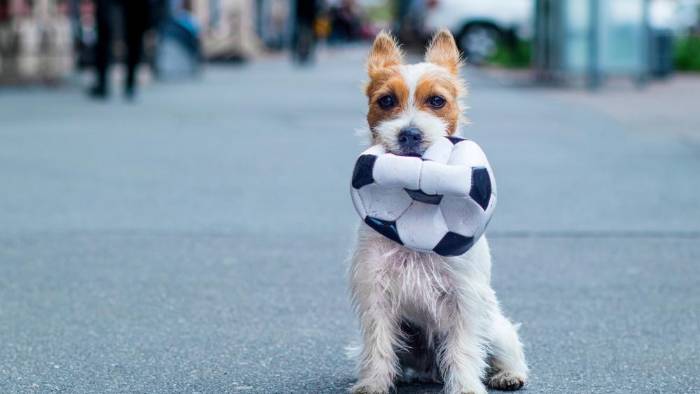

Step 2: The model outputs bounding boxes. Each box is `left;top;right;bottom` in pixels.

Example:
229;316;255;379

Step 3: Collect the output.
0;0;73;83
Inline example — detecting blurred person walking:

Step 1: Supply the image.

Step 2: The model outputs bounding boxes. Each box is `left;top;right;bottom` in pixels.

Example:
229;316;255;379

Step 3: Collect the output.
292;0;320;64
89;0;160;100
329;0;362;43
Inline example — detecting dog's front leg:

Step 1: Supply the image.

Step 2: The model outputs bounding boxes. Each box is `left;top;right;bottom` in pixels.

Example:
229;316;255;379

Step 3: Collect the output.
352;302;398;394
350;256;401;393
438;295;489;394
351;286;400;394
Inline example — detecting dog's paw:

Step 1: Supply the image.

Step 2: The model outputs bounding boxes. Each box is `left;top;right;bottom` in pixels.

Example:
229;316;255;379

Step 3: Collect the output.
458;389;487;394
455;386;487;394
350;381;391;394
445;380;487;394
488;370;527;391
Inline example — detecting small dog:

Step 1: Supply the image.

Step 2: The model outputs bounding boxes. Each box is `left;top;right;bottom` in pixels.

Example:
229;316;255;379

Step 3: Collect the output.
349;30;528;394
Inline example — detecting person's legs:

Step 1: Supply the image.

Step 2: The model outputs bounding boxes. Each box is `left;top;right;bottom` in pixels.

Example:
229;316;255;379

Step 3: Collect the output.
123;0;147;98
91;0;112;97
292;20;316;64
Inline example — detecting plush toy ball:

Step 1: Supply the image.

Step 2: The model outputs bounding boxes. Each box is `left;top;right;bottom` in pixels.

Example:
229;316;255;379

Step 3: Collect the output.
350;136;496;256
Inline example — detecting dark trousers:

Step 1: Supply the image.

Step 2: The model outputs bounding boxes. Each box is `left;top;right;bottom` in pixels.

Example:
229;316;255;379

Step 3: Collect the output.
94;0;150;93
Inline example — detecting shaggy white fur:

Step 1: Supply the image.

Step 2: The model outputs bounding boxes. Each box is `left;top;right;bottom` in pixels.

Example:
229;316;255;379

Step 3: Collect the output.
349;226;528;394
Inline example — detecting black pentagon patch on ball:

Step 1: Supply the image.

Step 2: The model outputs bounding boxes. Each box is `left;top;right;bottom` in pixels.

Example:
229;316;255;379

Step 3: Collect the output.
447;136;466;145
433;232;475;257
352;154;377;189
365;216;403;245
404;189;443;205
470;167;491;210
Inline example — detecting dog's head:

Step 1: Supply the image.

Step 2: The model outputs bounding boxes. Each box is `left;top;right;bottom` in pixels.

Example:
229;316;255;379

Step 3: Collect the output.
365;29;466;156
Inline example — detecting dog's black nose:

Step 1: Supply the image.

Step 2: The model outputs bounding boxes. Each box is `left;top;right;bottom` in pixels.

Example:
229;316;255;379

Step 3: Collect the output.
397;127;423;153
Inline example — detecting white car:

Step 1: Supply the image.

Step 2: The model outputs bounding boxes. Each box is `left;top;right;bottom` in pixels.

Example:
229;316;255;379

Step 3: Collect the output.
420;0;534;64
651;0;700;31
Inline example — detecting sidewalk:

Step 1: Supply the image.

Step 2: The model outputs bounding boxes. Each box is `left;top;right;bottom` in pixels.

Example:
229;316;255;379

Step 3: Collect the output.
0;48;699;393
477;67;700;143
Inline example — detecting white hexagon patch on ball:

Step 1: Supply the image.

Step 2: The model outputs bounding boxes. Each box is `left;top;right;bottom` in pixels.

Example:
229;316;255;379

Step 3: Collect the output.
350;136;496;256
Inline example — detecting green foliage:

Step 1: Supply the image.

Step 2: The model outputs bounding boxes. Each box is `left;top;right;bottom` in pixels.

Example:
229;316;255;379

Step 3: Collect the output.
488;39;532;69
674;35;700;71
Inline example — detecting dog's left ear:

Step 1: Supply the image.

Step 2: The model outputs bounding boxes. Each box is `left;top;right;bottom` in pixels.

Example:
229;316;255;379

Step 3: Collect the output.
425;29;461;75
368;31;403;77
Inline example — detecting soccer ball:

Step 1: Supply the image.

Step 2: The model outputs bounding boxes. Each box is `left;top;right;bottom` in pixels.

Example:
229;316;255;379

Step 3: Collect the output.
350;136;496;256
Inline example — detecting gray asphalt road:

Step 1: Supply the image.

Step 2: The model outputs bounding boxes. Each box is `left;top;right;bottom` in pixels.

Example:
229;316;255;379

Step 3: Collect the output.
1;49;699;394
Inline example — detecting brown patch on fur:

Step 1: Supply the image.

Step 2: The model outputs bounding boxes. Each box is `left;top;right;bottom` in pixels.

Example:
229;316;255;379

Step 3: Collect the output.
367;31;403;78
425;29;461;75
414;73;462;135
366;67;409;133
364;30;467;138
365;31;406;136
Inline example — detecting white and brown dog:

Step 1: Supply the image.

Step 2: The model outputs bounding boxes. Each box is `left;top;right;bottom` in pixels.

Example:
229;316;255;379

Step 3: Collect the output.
349;30;528;394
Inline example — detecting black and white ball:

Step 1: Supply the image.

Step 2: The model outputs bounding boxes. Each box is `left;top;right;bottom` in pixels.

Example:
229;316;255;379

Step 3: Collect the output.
350;136;496;256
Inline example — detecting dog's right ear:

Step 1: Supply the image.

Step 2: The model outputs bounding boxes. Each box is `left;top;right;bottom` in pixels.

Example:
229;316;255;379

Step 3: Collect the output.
425;29;461;75
367;31;403;77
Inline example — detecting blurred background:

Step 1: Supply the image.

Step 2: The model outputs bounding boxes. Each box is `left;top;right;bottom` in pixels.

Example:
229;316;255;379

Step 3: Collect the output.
1;1;699;393
1;0;700;85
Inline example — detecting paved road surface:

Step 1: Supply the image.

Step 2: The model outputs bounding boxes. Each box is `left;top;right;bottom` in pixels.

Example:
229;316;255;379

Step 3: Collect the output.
1;49;699;393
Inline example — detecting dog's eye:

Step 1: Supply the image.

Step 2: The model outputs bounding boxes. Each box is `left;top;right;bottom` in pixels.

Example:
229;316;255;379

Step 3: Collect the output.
378;95;396;110
427;95;446;109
